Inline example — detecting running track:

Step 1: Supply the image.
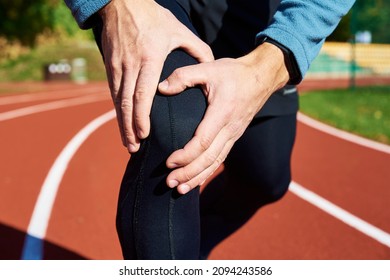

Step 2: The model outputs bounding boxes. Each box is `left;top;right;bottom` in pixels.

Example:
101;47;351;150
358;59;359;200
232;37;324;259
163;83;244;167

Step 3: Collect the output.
0;80;389;260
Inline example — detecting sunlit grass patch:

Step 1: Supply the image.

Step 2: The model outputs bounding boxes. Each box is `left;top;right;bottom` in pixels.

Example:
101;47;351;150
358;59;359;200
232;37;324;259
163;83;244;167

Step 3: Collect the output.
299;86;390;144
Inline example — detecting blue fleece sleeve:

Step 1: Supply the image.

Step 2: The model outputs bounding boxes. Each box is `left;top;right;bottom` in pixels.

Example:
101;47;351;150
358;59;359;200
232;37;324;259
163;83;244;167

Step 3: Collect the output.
256;0;355;81
64;0;111;29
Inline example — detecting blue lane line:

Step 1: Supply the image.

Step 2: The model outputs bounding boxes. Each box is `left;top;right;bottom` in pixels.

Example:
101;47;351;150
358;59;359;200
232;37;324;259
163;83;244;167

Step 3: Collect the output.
21;234;44;260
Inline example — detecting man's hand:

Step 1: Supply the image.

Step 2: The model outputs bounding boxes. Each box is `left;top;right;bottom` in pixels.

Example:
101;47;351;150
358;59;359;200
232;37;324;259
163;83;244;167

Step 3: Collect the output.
158;42;290;194
99;0;213;152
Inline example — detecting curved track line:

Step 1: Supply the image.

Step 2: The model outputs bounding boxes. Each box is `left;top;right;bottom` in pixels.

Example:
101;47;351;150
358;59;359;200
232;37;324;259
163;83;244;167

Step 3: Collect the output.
21;110;116;260
0;94;109;122
289;181;390;248
0;87;106;106
297;112;390;155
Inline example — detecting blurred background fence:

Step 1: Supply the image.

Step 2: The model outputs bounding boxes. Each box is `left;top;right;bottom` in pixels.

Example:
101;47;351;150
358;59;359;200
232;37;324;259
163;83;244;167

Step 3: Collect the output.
307;42;390;79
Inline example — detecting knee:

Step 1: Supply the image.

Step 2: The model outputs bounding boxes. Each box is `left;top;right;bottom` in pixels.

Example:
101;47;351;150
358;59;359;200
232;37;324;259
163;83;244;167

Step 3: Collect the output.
150;50;207;153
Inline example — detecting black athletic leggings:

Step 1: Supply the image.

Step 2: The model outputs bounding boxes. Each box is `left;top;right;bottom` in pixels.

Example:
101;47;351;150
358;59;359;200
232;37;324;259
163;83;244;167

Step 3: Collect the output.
94;0;296;260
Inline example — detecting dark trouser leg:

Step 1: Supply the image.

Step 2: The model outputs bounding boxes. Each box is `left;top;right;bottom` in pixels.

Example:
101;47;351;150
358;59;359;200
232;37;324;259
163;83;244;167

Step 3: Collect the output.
116;66;206;259
200;114;297;258
94;0;206;259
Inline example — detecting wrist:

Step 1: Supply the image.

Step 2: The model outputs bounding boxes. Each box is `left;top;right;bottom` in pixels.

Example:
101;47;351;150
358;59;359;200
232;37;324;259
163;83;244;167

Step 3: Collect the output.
258;37;301;85
243;42;290;91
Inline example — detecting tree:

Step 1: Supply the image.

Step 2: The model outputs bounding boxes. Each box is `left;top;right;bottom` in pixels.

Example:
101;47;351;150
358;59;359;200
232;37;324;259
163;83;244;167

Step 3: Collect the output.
328;13;351;42
354;0;390;43
329;0;390;43
0;0;84;47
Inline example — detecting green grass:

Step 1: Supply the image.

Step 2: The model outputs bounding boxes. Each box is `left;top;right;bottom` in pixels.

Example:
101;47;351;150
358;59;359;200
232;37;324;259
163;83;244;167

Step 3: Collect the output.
299;86;390;144
0;39;106;82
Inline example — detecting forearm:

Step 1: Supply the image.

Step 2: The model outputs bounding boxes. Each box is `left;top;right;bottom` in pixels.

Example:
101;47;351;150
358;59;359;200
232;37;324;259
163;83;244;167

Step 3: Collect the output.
257;0;356;82
64;0;111;29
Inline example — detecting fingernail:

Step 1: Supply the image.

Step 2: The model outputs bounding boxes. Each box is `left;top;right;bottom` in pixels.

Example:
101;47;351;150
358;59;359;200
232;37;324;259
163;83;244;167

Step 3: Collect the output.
159;80;168;90
167;162;178;169
179;184;190;194
128;144;137;153
168;180;179;188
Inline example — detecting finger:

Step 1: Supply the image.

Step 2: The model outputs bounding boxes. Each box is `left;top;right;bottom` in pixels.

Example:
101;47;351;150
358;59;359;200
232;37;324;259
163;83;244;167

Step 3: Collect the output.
166;103;230;168
133;58;165;139
173;139;235;195
158;64;209;95
175;162;219;195
121;67;141;153
177;26;214;63
166;123;234;189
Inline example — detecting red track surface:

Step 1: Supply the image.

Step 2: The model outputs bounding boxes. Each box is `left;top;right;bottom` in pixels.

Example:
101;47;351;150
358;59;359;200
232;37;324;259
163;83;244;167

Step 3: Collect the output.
0;80;389;260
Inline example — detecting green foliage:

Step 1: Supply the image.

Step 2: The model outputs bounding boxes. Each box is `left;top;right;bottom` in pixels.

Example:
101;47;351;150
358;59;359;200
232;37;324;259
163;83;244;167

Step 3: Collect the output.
329;0;390;43
0;1;100;82
0;0;90;46
52;2;82;37
354;0;390;43
0;0;57;46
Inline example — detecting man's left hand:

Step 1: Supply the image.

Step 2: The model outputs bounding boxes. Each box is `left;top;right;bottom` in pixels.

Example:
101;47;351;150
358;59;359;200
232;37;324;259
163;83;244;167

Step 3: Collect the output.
158;42;290;194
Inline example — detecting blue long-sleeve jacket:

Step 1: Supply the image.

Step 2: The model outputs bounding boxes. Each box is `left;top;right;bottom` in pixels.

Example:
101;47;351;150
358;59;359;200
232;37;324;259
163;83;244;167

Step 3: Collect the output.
64;0;355;79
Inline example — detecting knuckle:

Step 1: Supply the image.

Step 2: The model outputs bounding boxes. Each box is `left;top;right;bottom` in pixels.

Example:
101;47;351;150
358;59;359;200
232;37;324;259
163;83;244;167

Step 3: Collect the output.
141;54;156;65
172;68;185;81
198;136;212;151
121;60;131;71
215;155;224;166
134;89;149;103
121;98;133;110
214;156;224;168
204;151;218;165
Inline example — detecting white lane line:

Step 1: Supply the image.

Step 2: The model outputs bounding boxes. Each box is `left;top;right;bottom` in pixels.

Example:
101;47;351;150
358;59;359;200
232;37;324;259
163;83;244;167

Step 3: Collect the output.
25;110;116;240
289;181;390;248
297;112;390;155
0;87;107;106
0;94;109;122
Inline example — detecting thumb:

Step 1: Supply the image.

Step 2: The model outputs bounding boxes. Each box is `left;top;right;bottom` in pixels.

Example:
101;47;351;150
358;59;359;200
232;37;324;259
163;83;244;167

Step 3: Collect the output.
158;79;178;95
158;64;207;95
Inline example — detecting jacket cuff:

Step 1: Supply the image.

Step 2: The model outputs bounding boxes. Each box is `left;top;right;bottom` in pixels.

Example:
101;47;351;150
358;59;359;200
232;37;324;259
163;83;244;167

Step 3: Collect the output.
69;0;111;29
256;26;316;83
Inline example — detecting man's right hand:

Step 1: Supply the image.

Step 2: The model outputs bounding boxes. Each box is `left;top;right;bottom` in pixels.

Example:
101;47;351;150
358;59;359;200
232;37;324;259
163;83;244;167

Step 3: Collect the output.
98;0;213;153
